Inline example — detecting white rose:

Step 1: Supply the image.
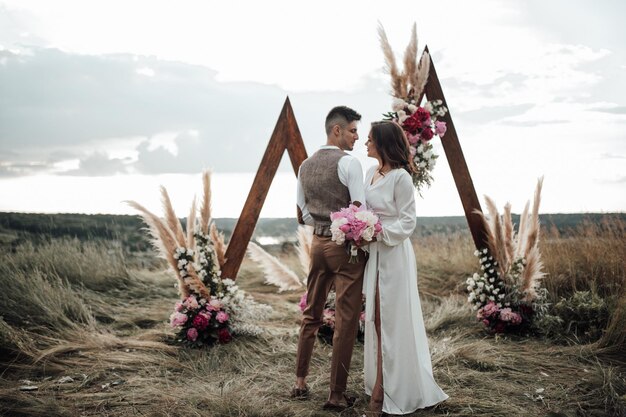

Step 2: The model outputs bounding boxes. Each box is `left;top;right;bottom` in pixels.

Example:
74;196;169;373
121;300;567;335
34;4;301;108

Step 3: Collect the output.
397;110;406;119
407;104;418;113
424;102;433;113
392;98;406;112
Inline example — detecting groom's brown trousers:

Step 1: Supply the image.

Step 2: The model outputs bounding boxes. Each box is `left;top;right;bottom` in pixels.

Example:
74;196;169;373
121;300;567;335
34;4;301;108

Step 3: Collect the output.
295;235;366;393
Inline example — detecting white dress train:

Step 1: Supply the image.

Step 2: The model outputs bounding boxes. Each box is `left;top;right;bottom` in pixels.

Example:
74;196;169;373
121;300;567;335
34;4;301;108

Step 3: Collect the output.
363;167;448;415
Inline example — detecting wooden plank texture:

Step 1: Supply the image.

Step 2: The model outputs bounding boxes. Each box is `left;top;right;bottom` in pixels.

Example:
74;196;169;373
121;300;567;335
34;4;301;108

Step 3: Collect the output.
221;97;308;279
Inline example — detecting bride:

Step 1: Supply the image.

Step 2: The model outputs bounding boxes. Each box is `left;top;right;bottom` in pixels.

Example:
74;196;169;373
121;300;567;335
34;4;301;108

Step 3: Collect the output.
362;121;448;416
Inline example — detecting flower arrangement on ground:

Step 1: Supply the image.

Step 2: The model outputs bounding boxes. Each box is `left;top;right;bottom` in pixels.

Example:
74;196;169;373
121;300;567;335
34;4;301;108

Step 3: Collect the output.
127;170;271;347
330;203;382;263
466;178;549;334
378;23;448;193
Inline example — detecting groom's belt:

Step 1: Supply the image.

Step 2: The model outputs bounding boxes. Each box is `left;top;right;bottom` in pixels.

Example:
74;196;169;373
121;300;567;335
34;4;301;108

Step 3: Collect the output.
313;223;332;237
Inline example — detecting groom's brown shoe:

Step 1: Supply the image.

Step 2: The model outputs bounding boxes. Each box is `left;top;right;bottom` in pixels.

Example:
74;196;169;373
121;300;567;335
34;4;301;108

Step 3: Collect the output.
290;385;310;399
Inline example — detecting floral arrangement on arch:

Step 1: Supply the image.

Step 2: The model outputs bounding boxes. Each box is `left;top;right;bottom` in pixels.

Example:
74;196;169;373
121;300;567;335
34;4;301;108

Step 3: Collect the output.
127;170;271;347
466;178;549;334
246;226;366;345
378;23;448;194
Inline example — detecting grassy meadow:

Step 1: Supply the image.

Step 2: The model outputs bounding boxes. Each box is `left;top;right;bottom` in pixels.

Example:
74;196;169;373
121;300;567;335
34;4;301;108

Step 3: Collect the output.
0;213;625;416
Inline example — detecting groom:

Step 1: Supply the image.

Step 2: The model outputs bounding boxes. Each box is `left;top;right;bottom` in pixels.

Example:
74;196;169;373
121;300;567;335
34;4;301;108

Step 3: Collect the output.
293;105;366;410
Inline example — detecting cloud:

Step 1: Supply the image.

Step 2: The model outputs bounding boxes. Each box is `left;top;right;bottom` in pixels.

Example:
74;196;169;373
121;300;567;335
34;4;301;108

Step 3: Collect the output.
601;152;626;160
501;119;568;127
457;103;535;124
0;46;291;174
590;106;626;114
61;152;129;176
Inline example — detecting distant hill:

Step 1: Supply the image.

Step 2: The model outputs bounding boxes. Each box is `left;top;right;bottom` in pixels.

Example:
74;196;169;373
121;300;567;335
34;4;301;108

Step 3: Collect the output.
0;212;623;251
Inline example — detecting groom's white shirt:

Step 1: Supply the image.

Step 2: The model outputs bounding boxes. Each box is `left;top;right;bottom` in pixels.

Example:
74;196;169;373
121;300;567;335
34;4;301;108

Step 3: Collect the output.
297;145;365;226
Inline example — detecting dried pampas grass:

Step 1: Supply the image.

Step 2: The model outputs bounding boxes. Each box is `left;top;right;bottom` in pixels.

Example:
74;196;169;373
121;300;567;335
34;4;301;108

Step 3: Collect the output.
210;222;227;269
125;200;190;298
247;242;302;292
200;170;212;235
378;22;430;100
295;225;313;279
474;177;545;302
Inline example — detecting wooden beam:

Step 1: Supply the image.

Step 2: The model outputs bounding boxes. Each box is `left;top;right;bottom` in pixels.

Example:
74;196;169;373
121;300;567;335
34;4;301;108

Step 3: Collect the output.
423;46;489;250
221;97;308;279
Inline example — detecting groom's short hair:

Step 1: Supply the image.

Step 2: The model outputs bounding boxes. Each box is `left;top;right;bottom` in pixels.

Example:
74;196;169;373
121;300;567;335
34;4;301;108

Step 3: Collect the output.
325;106;362;135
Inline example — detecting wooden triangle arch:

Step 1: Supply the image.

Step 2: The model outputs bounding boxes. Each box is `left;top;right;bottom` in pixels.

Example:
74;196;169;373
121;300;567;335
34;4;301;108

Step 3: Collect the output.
221;47;488;279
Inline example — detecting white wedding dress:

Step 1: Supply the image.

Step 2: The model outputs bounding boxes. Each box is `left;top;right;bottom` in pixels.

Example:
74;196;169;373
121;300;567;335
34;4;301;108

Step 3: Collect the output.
363;166;448;415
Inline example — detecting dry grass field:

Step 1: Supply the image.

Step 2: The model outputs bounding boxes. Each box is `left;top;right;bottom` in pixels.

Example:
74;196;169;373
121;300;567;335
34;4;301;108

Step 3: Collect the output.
0;217;624;416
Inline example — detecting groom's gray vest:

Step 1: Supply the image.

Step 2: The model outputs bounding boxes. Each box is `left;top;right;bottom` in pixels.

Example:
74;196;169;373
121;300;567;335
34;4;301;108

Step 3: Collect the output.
299;148;351;237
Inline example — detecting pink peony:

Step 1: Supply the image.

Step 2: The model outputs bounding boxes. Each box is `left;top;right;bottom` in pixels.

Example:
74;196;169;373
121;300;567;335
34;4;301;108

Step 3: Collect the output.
323;309;336;329
407;133;420;145
499;308;522;325
183;295;199;310
174;301;184;312
169;312;188;327
482;301;499;318
299;292;308;312
186;327;198;342
435;121;447;137
207;298;223;311
216;311;230;323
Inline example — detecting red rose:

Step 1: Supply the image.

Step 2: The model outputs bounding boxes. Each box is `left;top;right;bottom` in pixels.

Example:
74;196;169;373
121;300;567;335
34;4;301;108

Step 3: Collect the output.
218;328;232;344
420;127;434;141
415;107;431;123
402;113;423;135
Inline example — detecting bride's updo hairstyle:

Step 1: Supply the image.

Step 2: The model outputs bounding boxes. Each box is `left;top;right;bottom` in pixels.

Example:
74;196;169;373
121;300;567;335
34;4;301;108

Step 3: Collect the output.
370;121;417;175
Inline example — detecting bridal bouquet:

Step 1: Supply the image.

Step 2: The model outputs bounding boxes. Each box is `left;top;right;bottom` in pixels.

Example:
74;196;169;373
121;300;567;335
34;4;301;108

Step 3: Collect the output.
330;204;382;263
465;179;549;334
378;24;448;193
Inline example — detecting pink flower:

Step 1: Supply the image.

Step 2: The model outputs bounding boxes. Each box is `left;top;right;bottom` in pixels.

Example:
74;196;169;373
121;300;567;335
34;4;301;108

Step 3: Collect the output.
207;298;223;311
187;327;198;342
409;146;417;157
169;312;188;327
340;224;351;233
323;309;336;329
476;307;485;320
499;308;522;325
299;292;308;312
183;295;199;310
216;311;230;323
174;301;184;312
359;311;366;322
482;301;499;318
407;133;420;145
482;319;490;326
435;121;447;136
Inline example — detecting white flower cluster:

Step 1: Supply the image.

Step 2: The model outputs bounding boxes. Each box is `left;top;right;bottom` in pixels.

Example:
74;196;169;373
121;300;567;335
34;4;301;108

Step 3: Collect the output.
330;217;348;245
423;99;447;119
414;142;437;170
465;248;506;310
174;247;195;277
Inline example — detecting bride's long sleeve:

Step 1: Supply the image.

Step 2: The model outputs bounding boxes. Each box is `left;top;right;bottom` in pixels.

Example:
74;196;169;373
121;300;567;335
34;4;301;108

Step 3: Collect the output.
380;171;417;247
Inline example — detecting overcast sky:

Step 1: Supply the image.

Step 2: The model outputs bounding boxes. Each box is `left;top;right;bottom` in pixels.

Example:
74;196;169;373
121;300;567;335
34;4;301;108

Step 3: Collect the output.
0;0;624;217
